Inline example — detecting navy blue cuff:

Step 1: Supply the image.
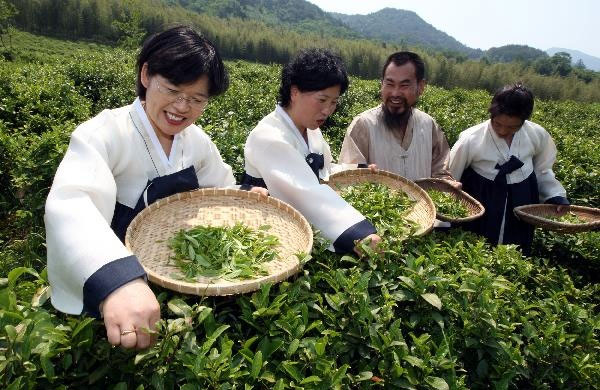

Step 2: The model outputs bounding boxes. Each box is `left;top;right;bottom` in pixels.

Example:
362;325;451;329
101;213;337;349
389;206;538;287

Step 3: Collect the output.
545;196;569;205
333;219;377;254
82;255;147;318
357;163;368;169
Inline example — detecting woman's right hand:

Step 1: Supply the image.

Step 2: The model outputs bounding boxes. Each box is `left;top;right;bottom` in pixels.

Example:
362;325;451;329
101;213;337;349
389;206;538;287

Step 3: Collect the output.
354;233;382;256
101;278;161;350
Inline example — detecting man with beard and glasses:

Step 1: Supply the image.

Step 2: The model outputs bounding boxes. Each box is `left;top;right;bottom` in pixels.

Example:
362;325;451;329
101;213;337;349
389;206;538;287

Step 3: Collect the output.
339;51;459;187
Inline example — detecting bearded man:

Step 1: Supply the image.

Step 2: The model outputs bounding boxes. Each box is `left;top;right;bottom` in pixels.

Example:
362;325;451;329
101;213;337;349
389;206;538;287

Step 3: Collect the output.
339;51;459;186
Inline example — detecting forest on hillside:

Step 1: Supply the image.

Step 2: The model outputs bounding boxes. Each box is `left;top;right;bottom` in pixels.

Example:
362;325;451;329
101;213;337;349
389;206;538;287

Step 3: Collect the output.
2;0;600;102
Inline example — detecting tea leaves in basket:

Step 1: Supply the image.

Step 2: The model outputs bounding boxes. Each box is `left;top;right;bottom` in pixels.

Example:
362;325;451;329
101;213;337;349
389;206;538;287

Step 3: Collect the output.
547;211;587;224
168;223;279;281
426;189;469;218
339;182;418;239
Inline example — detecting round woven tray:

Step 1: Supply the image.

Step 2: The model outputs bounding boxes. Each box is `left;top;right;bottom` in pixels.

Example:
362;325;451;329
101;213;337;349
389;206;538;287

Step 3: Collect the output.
514;204;600;234
125;188;313;296
414;178;485;223
327;169;435;236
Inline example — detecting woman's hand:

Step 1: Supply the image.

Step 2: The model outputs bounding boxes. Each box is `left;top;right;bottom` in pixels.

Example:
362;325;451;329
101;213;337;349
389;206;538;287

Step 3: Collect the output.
354;233;382;256
101;278;160;350
555;205;568;214
249;186;269;197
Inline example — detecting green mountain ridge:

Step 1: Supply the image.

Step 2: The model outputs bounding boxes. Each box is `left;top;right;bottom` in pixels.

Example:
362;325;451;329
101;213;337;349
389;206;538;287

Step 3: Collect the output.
329;8;482;58
485;44;548;63
165;0;359;38
547;47;600;71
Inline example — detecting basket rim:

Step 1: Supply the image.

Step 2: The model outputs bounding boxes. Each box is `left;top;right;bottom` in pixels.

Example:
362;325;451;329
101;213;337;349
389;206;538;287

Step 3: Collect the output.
514;204;600;233
124;188;313;295
414;177;485;223
327;168;435;236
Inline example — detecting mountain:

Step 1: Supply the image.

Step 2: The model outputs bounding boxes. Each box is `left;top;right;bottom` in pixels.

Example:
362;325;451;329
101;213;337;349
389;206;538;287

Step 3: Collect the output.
330;8;482;58
485;45;548;63
547;48;600;71
166;0;359;38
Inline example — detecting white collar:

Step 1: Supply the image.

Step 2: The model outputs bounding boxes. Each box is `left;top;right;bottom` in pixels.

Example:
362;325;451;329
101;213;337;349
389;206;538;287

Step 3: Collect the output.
133;98;180;168
275;104;311;154
486;119;522;161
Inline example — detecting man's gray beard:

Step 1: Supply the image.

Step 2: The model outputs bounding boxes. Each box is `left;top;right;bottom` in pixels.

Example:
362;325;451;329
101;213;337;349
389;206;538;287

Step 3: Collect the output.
382;104;412;131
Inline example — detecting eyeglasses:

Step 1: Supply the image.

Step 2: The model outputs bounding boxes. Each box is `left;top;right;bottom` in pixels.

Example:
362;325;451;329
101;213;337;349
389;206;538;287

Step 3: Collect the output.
154;80;209;109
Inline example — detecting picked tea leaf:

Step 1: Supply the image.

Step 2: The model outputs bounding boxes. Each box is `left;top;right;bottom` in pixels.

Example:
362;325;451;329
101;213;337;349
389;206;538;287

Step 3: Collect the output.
168;223;279;281
426;189;469;218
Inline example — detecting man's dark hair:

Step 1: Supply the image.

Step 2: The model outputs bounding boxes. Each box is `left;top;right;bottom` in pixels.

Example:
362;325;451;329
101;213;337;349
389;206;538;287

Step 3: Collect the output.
488;83;534;121
381;51;425;81
136;25;229;99
278;48;349;107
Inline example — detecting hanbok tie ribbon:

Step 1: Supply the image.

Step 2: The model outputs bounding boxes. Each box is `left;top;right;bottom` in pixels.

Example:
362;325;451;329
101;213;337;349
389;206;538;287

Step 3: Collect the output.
305;153;324;178
494;155;524;186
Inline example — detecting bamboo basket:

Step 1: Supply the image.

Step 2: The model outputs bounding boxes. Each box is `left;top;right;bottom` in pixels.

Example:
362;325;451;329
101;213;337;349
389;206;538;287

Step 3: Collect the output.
125;188;313;296
415;178;484;223
513;204;600;233
327;169;435;236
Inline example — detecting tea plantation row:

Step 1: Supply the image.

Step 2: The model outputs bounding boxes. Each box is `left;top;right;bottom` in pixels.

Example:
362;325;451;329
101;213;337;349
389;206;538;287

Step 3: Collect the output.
0;34;599;389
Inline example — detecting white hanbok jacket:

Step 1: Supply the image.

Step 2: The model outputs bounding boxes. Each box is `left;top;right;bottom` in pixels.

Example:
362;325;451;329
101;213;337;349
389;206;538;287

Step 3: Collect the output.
45;98;235;316
243;106;376;253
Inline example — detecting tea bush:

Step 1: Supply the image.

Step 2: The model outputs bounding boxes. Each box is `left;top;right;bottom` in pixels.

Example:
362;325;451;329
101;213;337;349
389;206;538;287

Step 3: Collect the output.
1;33;600;389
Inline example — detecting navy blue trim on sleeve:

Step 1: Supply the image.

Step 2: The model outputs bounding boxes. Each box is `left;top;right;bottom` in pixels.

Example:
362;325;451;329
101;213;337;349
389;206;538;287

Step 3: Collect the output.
241;172;267;189
357;163;368;169
333;219;377;254
544;196;570;205
82;255;147;318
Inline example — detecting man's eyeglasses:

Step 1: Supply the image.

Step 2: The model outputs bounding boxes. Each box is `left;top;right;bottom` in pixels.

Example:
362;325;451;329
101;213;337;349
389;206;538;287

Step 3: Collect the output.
154;80;209;109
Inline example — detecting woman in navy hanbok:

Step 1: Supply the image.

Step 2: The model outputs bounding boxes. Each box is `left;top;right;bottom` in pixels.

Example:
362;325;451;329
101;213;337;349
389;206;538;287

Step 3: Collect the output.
449;84;568;254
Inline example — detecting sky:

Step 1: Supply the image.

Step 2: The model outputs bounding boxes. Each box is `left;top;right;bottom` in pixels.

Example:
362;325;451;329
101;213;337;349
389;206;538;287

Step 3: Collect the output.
306;0;600;58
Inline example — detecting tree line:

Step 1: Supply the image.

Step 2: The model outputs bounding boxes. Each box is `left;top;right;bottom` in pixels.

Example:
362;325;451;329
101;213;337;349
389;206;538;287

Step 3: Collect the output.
4;0;600;102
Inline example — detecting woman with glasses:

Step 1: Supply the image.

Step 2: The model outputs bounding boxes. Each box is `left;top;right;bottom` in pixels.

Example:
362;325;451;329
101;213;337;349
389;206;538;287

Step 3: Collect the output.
242;48;381;255
448;83;568;254
45;26;265;350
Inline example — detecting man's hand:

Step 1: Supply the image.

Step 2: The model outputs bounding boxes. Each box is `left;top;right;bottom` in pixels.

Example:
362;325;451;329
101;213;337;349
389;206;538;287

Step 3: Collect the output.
368;164;378;173
249;186;268;197
444;179;462;190
102;278;160;350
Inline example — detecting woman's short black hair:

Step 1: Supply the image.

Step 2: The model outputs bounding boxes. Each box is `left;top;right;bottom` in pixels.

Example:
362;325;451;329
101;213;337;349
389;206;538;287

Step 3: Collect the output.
136;25;229;99
278;48;349;107
488;83;534;121
382;51;425;81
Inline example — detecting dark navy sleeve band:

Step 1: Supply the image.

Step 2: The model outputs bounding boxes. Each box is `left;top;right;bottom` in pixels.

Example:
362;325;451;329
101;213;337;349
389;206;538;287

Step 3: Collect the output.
333;219;377;254
357;163;368;168
544;196;570;205
82;255;147;318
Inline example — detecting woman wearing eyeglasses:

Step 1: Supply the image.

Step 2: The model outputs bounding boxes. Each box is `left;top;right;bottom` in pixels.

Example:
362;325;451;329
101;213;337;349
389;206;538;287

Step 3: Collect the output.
242;48;381;255
448;83;568;254
45;26;264;350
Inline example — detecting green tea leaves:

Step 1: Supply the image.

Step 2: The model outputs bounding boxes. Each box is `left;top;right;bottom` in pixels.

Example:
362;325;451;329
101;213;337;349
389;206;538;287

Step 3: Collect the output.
169;223;279;281
426;189;469;219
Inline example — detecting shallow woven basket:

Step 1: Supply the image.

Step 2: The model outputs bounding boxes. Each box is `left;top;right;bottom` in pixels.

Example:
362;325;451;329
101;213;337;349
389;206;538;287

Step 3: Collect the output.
125;188;313;296
414;178;485;223
327;169;435;236
514;204;600;234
